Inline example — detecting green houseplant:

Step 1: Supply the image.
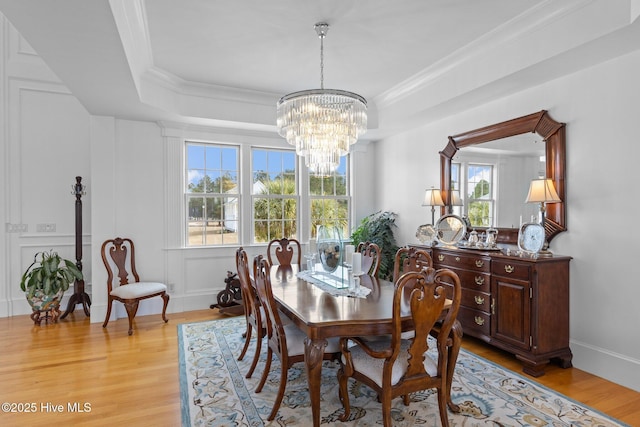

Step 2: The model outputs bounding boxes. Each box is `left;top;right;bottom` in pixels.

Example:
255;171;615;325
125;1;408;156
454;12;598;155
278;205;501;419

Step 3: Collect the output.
20;250;83;324
350;211;399;281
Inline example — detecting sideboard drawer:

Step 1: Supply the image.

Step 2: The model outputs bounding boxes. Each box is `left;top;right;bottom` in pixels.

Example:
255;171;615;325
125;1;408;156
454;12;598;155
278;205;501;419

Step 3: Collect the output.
461;290;491;313
436;266;490;293
435;251;490;272
458;306;490;337
457;269;491;292
492;259;531;280
439;283;490;312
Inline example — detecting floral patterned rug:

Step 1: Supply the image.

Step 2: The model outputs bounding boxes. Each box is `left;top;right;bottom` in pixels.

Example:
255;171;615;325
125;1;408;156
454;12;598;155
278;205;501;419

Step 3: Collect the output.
178;316;627;427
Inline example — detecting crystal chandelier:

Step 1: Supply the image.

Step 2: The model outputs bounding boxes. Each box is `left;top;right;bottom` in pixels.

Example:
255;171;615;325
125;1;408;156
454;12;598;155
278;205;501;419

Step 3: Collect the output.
276;22;367;176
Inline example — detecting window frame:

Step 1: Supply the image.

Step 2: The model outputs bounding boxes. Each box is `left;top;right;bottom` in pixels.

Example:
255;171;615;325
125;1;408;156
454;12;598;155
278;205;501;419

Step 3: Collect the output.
184;141;240;247
454;160;497;228
309;155;350;240
250;147;299;244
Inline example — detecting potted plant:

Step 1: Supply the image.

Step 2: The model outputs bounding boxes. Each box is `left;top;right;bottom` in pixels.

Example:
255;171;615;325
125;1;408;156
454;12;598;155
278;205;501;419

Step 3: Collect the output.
20;250;83;324
350;211;399;281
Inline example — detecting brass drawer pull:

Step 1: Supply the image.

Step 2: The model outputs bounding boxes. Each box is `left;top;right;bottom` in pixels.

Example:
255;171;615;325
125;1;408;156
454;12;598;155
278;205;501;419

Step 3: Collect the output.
504;265;515;273
475;260;484;268
438;254;444;262
491;298;495;315
474;316;485;326
455;257;461;262
475;276;485;285
474;296;485;305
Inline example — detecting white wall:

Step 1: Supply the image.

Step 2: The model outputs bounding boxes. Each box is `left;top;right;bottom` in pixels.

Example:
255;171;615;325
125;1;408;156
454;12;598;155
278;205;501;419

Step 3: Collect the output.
373;50;640;391
1;19;91;318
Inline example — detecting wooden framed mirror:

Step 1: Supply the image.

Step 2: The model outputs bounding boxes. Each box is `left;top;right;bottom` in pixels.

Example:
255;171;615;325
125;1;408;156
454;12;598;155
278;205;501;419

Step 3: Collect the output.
440;110;566;245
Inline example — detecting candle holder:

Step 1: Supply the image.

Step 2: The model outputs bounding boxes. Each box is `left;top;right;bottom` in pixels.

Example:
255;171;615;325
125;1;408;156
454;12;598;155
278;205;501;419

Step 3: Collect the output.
304;252;317;273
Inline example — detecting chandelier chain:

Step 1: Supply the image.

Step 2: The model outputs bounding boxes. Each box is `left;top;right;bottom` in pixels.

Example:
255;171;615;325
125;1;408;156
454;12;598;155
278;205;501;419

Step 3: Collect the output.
320;32;324;89
315;22;328;89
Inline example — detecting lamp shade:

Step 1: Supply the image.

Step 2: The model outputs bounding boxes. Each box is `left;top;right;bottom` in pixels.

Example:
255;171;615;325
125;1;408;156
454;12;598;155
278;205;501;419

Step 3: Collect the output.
422;187;445;207
525;179;561;204
450;190;464;206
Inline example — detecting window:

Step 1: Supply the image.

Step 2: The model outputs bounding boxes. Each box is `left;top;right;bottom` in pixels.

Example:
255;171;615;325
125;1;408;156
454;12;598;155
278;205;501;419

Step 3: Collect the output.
466;163;494;227
452;161;496;227
183;141;351;247
309;156;349;239
252;148;297;243
185;143;239;246
451;162;462;216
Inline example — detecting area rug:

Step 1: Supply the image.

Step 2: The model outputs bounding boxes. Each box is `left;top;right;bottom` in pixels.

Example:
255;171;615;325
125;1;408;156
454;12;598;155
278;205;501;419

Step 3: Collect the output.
178;316;627;426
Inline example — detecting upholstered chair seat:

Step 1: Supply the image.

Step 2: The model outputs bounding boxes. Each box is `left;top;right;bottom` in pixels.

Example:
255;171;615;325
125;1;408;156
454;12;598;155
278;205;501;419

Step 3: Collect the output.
344;338;437;387
109;282;166;299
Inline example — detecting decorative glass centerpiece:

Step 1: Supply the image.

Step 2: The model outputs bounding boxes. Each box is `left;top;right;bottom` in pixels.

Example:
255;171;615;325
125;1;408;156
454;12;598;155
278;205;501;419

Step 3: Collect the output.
309;225;348;289
316;225;342;273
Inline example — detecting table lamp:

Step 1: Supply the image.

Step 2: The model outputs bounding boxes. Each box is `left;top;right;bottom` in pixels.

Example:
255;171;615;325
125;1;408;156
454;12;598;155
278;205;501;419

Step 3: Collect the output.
422;187;445;225
525;178;561;253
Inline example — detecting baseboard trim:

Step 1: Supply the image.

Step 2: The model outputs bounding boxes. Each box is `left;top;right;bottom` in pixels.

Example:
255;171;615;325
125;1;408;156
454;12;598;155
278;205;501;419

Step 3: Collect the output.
571;338;640;393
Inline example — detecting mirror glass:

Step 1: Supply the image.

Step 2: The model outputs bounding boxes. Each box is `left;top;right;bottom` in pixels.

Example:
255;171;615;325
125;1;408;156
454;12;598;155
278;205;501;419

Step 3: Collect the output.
451;133;546;229
435;214;467;245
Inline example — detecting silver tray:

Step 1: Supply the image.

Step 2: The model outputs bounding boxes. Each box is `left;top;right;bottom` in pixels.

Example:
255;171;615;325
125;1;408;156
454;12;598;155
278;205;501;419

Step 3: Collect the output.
457;244;502;251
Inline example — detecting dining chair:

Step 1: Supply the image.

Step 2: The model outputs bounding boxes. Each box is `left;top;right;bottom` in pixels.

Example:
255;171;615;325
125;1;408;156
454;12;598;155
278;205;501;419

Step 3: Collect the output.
235;247;265;379
267;237;301;267
101;237;169;335
392;245;462;411
392;246;433;282
337;267;461;427
253;255;340;421
359;245;430;342
356;241;382;277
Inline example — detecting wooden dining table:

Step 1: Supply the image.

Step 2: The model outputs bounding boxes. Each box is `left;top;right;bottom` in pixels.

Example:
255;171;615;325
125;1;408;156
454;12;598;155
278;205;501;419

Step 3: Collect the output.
269;264;462;427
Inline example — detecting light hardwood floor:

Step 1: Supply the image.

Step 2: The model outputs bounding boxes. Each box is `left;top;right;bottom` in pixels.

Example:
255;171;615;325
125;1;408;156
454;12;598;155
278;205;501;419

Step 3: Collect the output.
1;309;638;426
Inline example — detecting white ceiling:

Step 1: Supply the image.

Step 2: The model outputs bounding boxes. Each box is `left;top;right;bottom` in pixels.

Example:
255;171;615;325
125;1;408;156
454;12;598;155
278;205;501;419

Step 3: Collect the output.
0;0;638;140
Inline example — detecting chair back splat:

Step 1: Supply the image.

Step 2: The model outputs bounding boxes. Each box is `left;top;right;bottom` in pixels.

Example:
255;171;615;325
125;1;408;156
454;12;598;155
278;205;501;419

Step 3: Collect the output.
356;241;382;277
392;246;433;282
101;237;169;335
267;238;301;267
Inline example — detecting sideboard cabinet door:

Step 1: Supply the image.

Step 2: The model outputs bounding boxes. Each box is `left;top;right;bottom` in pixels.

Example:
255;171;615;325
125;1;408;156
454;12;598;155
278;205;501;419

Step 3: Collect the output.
491;264;531;351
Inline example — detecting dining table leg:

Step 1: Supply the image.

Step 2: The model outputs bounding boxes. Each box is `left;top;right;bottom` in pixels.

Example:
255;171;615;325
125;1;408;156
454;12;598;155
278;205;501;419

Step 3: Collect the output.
304;337;328;427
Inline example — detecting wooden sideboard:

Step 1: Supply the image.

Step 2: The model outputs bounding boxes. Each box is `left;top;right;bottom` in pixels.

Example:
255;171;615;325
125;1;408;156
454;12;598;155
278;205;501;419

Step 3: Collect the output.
411;244;572;377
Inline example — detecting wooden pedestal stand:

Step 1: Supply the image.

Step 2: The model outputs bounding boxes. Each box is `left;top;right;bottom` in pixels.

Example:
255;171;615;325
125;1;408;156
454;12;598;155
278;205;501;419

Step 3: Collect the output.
61;176;91;319
31;306;61;325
